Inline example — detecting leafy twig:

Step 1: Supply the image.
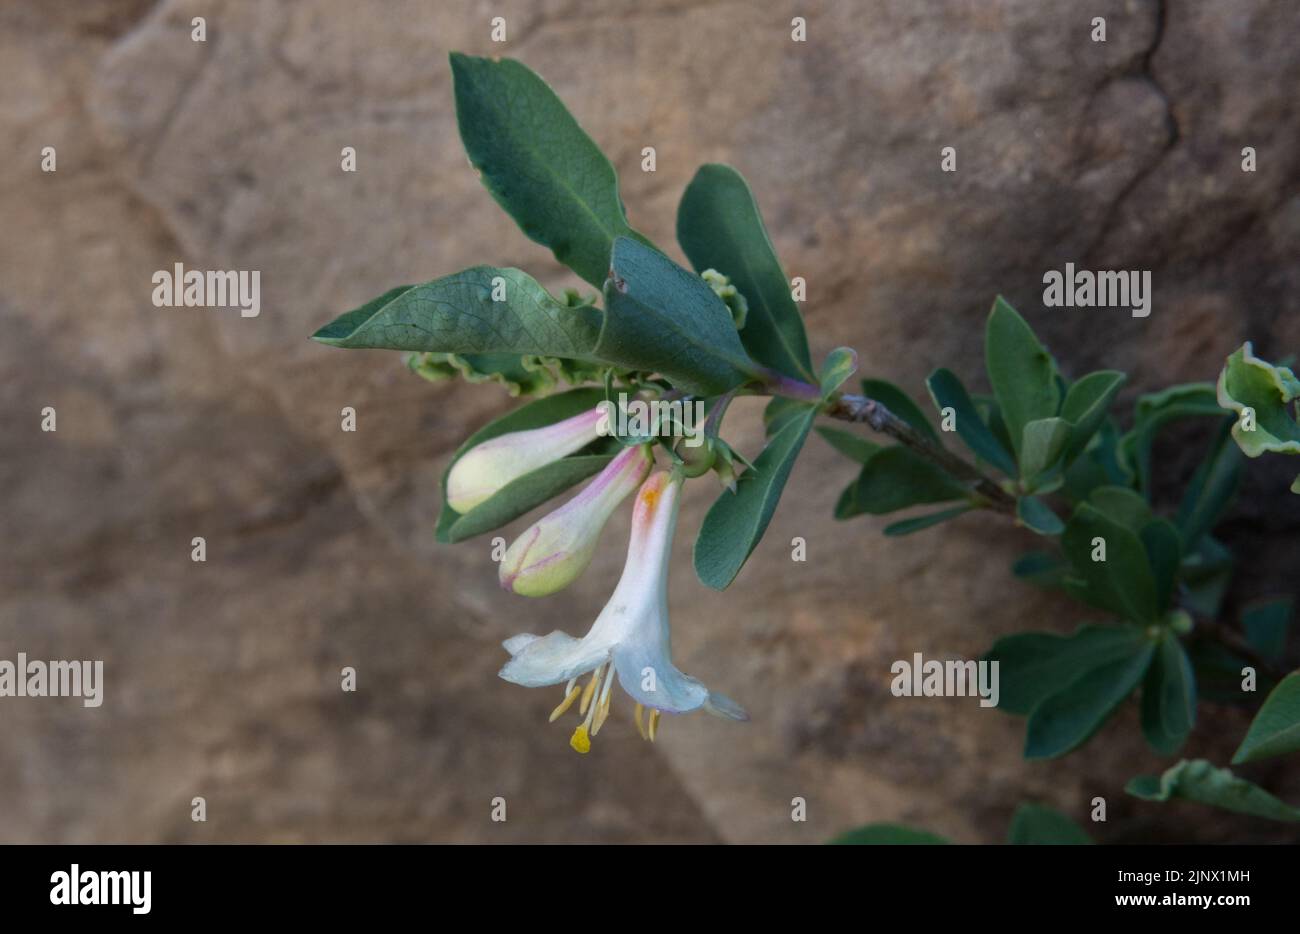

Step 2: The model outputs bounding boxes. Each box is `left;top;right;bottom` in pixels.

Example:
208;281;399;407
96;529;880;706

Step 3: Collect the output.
825;392;1018;514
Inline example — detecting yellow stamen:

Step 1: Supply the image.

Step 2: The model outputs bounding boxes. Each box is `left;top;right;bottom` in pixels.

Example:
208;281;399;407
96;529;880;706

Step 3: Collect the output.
592;691;612;736
569;725;591;754
579;669;600;715
634;703;648;740
648;708;661;742
590;663;617;736
549;683;583;723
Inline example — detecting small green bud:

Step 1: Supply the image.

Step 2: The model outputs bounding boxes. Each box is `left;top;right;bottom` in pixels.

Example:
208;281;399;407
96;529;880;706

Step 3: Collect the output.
1168;609;1194;635
675;438;716;478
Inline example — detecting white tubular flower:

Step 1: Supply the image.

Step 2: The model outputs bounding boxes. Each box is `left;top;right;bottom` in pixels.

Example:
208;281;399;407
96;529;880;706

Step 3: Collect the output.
499;470;748;754
446;406;604;513
500;444;653;597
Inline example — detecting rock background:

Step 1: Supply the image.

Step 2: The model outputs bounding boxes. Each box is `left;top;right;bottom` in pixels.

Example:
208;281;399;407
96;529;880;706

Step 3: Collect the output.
1;0;1296;843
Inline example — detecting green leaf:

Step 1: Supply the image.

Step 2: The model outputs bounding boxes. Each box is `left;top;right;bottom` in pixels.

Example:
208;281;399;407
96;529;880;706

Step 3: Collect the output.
883;505;972;536
1016;496;1064;536
1060;503;1159;623
1007;804;1093;845
985;624;1148;716
765;397;808;438
833;447;969;518
925;368;1017;476
449;53;649;287
1087;485;1152;533
819;347;858;399
407;347;610;397
1127;759;1300;822
1232;672;1300;764
1140;632;1196;755
1011;550;1068;588
1019;417;1072;484
1062;417;1128;502
602;237;757;396
1180;535;1234;619
860;379;939;442
1175;419;1242;547
1242;597;1292;661
435;388;608;543
676;164;815;381
828;824;949;845
694;406;816;589
814;426;881;464
312;270;602;358
1217;342;1300;460
1024;640;1156;759
1118;382;1226;493
1139;519;1181;613
985;296;1060;459
1058;370;1125;461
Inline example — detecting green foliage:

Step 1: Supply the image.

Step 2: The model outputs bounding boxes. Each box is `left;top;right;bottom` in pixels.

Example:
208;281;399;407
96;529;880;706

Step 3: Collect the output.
1217;342;1300;493
677;164;815;382
693;405;817;590
1060;502;1160;623
860;378;939;441
1241;597;1293;661
601;237;758;395
814;426;880;463
311;270;602;358
1127;759;1300;822
832;803;1091;845
1016;496;1064;536
1006;804;1093;845
985;624;1150;717
1140;632;1196;755
1023;639;1155;759
926;367;1017;476
1233;670;1300;765
828;824;949;845
1117;383;1224;493
883;505;972;536
985;296;1060;461
818;348;858;400
449;53;651;287
833;447;970;518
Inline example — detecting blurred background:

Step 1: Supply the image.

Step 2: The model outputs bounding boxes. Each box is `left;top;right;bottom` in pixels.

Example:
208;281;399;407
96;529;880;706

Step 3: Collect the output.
1;0;1297;843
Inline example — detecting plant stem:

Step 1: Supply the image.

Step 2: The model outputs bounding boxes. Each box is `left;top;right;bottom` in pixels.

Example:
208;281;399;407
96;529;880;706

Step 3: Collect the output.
825;392;1018;514
771;377;1269;676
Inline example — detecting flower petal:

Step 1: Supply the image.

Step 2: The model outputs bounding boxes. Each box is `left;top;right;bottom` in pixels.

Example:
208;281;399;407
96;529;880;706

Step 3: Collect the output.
611;641;709;714
499;445;652;596
703;690;750;721
498;631;609;688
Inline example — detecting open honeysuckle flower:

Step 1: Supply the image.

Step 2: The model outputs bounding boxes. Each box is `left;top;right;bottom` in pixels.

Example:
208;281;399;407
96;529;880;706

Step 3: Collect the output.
499;443;653;596
445;405;605;513
499;469;748;753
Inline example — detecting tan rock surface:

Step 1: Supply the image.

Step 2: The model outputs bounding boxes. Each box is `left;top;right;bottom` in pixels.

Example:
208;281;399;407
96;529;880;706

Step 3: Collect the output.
1;0;1296;842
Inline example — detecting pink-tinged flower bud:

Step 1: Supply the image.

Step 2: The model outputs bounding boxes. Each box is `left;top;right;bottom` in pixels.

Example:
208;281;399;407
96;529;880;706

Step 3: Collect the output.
499;444;652;596
446;406;604;513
